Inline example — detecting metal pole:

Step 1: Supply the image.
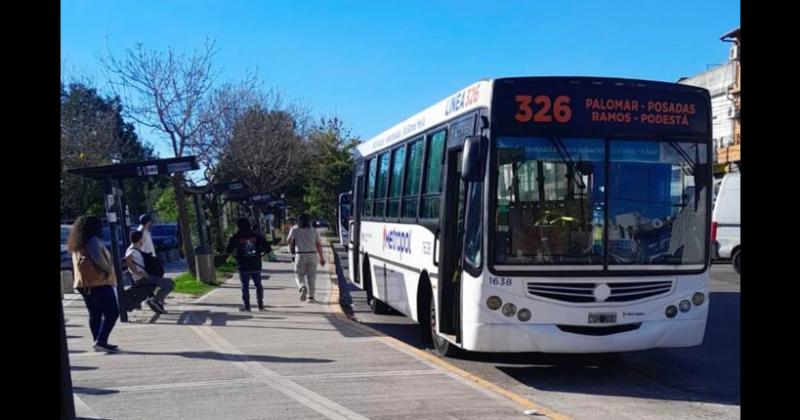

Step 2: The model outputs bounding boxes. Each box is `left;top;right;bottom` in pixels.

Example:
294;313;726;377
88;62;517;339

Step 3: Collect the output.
192;193;207;253
116;179;130;249
104;177;128;322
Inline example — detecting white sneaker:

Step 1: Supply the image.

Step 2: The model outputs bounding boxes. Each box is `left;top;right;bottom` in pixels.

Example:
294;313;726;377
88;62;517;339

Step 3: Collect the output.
299;286;307;302
92;343;118;353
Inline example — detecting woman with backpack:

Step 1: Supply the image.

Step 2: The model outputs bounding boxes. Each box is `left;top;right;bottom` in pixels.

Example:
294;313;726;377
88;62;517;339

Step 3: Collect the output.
67;215;119;353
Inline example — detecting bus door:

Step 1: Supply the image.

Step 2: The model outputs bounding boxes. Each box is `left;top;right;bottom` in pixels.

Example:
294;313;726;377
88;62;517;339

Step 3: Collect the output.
338;193;351;250
437;146;468;339
349;164;365;286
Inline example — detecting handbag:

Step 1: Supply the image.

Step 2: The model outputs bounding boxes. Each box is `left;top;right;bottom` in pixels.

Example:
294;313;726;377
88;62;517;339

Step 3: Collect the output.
77;251;107;288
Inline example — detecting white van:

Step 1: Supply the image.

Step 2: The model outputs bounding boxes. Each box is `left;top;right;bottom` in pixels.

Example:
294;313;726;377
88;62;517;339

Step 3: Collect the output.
712;171;741;273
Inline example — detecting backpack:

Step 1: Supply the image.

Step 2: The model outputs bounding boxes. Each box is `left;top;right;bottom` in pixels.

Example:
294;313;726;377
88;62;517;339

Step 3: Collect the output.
131;248;165;278
75;251;107;288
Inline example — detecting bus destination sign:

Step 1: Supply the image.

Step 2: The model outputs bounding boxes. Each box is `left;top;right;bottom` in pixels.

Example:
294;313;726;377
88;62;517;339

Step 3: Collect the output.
494;79;710;136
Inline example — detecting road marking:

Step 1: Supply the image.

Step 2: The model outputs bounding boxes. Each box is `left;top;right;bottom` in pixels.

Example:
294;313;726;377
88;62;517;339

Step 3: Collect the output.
73;394;101;419
103;369;442;393
179;282;369;420
323;243;572;420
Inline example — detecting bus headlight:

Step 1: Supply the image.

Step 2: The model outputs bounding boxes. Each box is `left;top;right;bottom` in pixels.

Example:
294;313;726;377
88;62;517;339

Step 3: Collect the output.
517;308;531;322
502;303;517;317
679;300;691;313
692;292;705;306
665;305;678;318
486;296;502;310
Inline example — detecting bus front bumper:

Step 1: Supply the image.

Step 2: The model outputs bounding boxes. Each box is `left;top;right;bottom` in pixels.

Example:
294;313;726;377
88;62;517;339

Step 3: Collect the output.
461;318;707;353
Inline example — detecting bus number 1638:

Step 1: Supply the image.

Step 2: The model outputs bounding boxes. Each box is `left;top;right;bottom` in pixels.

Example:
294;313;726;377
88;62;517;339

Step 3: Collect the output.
489;277;513;286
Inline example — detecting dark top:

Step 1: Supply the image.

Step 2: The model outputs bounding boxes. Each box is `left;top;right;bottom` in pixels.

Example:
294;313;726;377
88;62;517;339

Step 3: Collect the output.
226;230;270;272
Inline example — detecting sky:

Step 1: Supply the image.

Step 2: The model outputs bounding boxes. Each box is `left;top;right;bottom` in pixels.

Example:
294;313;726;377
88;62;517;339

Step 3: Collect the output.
61;0;740;159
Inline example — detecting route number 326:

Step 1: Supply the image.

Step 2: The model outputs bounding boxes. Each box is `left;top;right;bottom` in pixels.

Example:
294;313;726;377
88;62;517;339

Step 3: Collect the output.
515;95;572;123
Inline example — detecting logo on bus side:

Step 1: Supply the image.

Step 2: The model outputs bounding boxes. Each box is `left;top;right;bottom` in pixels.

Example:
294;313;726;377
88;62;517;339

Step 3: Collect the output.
383;227;411;254
445;84;481;116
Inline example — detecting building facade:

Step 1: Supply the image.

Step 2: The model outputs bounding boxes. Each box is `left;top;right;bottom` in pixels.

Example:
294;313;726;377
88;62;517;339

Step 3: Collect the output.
678;27;740;177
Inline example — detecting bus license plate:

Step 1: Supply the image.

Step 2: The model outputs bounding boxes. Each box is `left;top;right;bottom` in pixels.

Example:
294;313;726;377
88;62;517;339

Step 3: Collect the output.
588;312;617;324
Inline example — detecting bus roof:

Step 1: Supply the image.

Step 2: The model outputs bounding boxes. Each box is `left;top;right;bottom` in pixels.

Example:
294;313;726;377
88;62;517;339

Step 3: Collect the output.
355;79;493;159
355;76;710;159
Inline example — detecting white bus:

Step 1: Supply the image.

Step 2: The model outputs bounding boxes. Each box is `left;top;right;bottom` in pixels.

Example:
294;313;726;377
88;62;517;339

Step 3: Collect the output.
346;77;712;355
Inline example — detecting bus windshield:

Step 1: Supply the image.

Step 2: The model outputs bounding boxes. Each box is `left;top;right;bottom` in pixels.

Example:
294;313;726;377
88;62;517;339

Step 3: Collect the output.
493;137;708;267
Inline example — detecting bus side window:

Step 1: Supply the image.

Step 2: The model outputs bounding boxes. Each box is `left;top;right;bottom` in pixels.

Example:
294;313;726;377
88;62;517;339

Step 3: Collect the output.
421;130;446;220
374;152;390;218
364;157;377;217
403;138;424;219
387;146;406;218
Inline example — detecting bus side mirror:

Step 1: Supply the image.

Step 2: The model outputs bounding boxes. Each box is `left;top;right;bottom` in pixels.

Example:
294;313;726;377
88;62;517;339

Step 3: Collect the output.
461;135;487;182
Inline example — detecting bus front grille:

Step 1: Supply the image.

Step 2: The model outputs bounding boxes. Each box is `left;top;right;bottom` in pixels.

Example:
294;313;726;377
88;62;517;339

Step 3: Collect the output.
526;281;673;303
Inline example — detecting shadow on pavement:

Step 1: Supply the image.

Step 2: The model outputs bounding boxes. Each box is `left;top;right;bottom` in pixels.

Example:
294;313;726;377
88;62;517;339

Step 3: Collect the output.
71;366;99;371
74;386;119;396
119;350;334;364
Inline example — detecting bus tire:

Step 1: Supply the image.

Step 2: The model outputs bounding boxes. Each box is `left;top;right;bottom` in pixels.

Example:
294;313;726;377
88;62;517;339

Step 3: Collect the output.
732;248;741;274
417;274;433;344
430;294;461;357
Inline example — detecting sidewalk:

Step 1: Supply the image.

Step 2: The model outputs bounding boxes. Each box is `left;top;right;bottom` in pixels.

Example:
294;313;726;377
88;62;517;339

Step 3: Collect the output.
64;239;530;419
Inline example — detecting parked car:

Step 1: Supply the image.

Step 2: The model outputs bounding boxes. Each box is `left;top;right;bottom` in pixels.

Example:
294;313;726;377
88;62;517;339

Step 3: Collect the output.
60;224;72;271
150;223;181;252
313;219;329;228
711;172;741;273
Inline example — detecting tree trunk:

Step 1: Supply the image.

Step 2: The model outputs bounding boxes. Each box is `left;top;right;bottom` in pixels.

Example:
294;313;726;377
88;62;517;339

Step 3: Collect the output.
209;195;226;254
172;174;196;275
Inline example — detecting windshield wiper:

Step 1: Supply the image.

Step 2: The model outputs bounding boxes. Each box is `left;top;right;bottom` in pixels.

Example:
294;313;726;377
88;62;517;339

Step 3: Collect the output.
665;139;695;175
550;137;587;190
664;139;704;210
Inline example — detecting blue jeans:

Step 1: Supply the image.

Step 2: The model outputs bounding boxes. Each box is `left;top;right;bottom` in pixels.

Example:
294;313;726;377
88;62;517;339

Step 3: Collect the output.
239;271;263;309
78;285;119;345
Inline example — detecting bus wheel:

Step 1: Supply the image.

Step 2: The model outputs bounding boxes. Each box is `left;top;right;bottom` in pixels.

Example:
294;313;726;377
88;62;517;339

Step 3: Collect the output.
732;249;741;274
430;295;460;357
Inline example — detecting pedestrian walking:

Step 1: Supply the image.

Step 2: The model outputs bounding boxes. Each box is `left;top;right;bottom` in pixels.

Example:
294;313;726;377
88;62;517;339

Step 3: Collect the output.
137;214;156;256
287;214;325;303
67;215;120;353
226;218;271;311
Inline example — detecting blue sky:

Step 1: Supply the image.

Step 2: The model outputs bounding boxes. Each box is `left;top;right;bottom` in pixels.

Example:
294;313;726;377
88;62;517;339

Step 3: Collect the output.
62;0;739;158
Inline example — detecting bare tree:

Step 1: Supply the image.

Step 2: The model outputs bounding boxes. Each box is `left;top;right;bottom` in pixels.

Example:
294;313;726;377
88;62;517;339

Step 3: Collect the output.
218;105;311;194
100;40;221;274
195;76;263;181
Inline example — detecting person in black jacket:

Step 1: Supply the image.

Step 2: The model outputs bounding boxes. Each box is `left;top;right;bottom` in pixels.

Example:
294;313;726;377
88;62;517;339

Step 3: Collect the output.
226;218;271;311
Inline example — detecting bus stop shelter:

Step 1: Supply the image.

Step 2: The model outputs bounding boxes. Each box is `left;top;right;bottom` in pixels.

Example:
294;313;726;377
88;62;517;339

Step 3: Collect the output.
68;156;199;322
